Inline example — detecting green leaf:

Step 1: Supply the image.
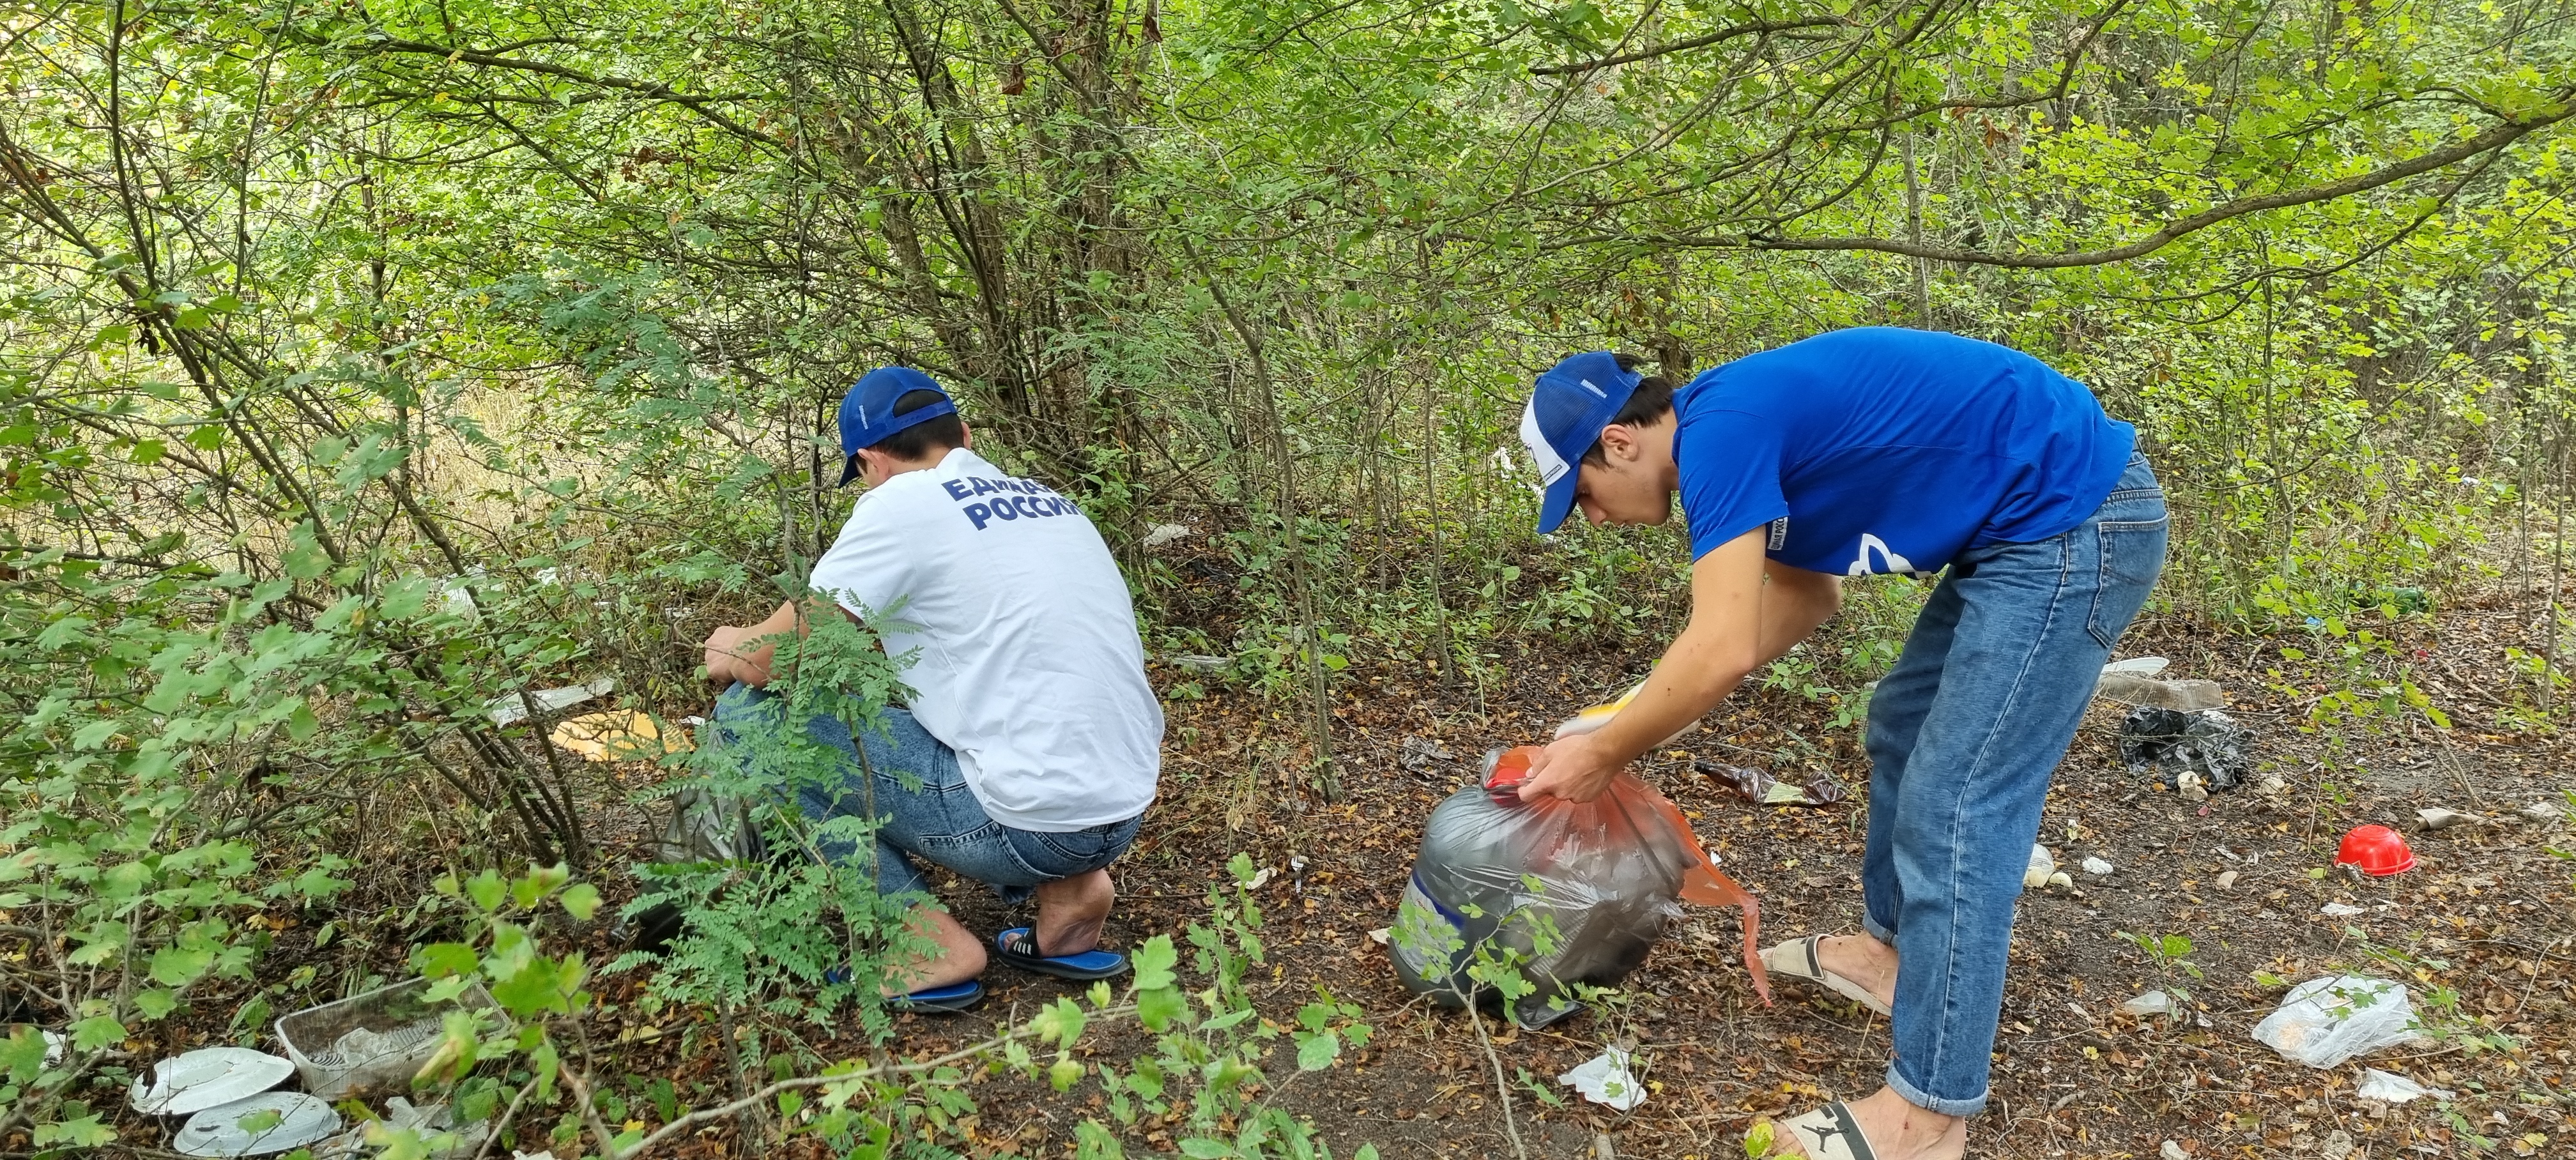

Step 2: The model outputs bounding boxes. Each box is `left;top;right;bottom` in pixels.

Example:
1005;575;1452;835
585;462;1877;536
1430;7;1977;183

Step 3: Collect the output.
1295;1030;1340;1071
464;869;507;912
33;1115;115;1147
150;945;215;987
558;883;602;921
1136;986;1187;1033
1179;1138;1234;1159
1131;935;1177;991
489;958;568;1016
1047;1057;1084;1092
70;1014;126;1051
413;942;478;979
1;1026;49;1083
134;988;180;1019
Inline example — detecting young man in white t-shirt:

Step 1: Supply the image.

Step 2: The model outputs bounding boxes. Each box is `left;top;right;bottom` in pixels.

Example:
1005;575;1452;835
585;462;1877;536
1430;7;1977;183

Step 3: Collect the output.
698;367;1164;1012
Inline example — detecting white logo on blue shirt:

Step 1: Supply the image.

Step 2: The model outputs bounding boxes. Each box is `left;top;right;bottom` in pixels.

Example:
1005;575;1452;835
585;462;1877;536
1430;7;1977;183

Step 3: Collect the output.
1846;533;1917;576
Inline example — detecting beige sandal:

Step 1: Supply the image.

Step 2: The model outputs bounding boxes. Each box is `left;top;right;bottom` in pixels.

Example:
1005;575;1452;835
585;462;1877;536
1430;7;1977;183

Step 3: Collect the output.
1759;935;1893;1016
1768;1101;1880;1159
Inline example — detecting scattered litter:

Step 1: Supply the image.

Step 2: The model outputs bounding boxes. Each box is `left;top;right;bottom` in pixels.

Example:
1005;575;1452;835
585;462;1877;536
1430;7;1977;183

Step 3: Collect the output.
2257;774;2287;795
2315;1129;2355;1160
41;1028;65;1067
2334;825;2416;877
549;711;688;762
2355;1068;2454;1104
1400;735;1454;771
2518;800;2566;825
173;1091;339;1156
2024;845;2057;889
277;977;501;1100
2159;1142;2190;1160
2082;857;2115;876
1366;927;1390;945
484;678;613;726
2320;902;2366;917
2177;769;2210;803
130;1047;296;1115
2415;807;2480;831
1241;867;1275;890
2101;656;2171;678
1556;1048;1646;1111
1696;760;1847;807
2252;975;2418;1068
2119;706;2254;793
2097;666;2225;712
436;577;479;623
2121;991;2177;1019
314;1097;486;1159
2216;870;2239;891
2046;871;2073;889
1165;653;1229;675
1140;523;1195;549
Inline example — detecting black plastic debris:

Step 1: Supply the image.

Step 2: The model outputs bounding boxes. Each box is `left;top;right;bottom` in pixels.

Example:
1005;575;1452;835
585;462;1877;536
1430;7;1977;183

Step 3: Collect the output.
2119;706;2253;793
1693;760;1848;806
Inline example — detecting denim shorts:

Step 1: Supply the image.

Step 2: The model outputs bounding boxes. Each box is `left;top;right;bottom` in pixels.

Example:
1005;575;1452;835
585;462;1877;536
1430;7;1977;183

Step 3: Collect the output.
714;684;1142;901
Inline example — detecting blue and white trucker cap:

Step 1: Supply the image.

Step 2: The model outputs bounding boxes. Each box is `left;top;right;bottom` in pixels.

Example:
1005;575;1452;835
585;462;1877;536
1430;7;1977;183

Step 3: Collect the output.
1520;351;1642;534
836;366;958;486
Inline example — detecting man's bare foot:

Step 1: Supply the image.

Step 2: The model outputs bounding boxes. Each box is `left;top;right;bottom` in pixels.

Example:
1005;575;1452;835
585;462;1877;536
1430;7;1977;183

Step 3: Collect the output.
1814;933;1900;1012
882;905;985;994
1774;1087;1966;1160
1032;869;1115;956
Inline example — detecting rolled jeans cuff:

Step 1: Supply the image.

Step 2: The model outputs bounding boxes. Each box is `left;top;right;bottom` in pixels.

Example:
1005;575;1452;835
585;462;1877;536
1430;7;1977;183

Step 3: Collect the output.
1885;1061;1988;1117
1861;910;1897;947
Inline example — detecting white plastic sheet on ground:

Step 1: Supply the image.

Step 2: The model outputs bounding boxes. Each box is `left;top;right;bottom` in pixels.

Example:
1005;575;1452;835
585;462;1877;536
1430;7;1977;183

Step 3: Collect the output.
1557;1048;1646;1110
2355;1069;2454;1104
2252;975;2417;1068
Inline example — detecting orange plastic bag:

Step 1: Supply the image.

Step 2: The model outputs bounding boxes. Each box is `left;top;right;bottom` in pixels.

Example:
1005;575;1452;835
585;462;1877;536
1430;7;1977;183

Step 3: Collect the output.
1389;746;1768;1028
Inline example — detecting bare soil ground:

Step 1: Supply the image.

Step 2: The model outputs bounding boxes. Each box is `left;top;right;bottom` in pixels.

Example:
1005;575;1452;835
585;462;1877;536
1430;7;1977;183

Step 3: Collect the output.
116;591;2576;1160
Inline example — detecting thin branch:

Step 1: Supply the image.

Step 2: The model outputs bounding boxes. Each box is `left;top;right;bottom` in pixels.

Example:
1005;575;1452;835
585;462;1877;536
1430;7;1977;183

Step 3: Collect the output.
1609;92;2576;266
1531;17;1846;75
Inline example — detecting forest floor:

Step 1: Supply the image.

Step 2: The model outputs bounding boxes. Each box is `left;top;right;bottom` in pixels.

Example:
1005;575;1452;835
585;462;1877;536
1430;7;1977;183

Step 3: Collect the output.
135;587;2576;1160
813;590;2576;1160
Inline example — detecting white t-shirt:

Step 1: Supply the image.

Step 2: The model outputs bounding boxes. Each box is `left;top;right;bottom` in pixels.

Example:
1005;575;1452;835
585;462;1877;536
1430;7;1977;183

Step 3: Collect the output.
806;448;1162;832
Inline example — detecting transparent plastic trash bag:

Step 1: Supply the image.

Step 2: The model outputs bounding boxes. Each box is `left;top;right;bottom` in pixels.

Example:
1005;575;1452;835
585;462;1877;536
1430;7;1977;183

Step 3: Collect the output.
2252;975;2419;1068
1389;747;1768;1028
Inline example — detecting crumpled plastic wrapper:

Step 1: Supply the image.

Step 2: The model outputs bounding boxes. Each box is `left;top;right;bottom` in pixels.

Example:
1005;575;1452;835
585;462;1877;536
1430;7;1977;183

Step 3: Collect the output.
1557;1048;1646;1110
2119;706;2253;793
1694;760;1847;807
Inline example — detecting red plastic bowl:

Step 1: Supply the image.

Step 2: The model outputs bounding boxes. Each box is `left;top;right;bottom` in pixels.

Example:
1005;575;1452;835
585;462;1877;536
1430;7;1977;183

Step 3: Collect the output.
2335;825;2416;876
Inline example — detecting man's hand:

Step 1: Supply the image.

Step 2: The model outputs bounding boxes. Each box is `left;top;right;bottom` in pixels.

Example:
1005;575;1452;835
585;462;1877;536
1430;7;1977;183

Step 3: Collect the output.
1518;729;1628;804
702;624;749;684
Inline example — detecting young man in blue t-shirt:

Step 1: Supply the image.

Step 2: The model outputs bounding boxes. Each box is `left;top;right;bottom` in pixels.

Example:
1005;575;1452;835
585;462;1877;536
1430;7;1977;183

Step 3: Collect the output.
1515;329;2166;1160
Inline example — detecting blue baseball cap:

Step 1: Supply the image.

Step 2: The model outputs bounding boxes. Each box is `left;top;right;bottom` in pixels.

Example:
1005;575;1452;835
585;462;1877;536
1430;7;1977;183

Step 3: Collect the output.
836;366;958;486
1520;351;1642;533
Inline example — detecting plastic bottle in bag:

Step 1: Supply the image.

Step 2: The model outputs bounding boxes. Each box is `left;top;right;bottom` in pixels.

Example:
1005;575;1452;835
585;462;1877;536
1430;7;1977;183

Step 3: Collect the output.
1390;746;1768;1028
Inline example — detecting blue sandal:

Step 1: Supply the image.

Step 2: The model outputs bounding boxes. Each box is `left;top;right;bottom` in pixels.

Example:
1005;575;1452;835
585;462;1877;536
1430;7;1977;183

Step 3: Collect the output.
823;967;986;1013
993;927;1129;981
888;979;985;1013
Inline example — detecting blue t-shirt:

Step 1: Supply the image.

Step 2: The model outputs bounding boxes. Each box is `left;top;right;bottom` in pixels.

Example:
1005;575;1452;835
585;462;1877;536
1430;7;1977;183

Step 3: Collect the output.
1675;328;2135;574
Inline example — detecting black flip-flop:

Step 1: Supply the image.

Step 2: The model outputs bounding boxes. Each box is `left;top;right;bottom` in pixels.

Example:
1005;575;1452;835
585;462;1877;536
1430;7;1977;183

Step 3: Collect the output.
992;927;1129;981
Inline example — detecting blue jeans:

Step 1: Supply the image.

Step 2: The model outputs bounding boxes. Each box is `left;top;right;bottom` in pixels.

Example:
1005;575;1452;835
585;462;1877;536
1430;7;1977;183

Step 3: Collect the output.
713;685;1142;903
1860;454;2166;1115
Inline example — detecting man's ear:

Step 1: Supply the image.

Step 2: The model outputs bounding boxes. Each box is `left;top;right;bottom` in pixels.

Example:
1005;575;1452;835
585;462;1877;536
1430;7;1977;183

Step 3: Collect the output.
1596;422;1640;463
958;423;973;450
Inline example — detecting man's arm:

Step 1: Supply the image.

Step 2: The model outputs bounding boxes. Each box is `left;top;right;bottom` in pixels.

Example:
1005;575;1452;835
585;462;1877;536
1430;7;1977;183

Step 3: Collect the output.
1520;531;1839;803
702;597;859;687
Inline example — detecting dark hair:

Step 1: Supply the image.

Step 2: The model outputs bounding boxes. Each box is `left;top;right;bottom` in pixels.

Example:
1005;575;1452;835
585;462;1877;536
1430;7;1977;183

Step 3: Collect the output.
1579;353;1678;466
866;388;967;460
